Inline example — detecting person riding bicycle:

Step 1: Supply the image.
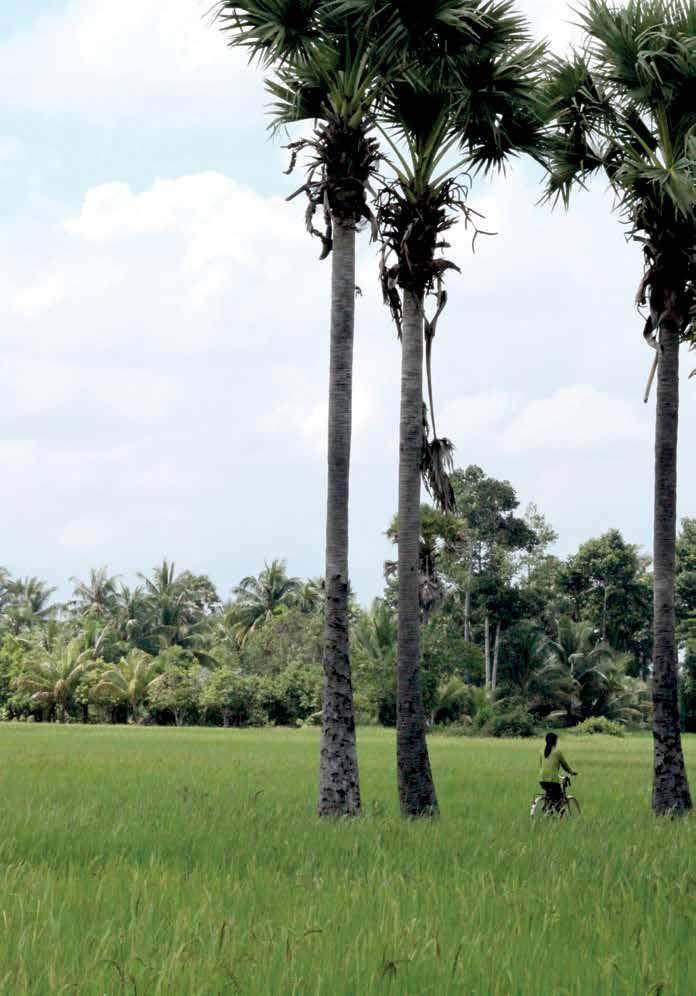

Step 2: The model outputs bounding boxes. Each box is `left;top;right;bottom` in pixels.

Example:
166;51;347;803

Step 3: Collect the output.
539;732;577;808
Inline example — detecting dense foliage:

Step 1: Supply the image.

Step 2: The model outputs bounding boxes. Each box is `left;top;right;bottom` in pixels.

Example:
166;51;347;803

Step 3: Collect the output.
2;466;693;734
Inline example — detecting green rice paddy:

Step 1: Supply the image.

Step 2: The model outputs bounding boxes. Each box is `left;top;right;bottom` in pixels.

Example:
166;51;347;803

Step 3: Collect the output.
0;725;694;994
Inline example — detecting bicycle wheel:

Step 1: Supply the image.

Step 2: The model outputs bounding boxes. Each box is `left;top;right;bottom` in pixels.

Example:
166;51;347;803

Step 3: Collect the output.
530;795;546;818
560;796;581;818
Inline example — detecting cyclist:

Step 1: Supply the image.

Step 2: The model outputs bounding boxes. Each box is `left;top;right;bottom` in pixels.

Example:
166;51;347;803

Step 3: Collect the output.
539;732;577;809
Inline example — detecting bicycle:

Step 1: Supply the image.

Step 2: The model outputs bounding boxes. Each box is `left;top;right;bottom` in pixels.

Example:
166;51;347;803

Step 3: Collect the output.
530;774;581;818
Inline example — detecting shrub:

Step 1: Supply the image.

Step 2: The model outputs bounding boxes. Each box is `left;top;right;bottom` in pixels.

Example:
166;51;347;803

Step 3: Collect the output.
570;716;625;737
488;705;536;739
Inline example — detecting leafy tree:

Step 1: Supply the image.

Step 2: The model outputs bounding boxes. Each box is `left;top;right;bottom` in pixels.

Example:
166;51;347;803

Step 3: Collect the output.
676;517;696;624
241;605;322;676
544;0;695;813
560;529;652;673
258;663;323;726
200;668;261;727
148;653;202;727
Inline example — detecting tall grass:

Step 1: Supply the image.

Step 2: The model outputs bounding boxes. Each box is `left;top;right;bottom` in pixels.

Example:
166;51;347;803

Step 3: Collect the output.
0;725;693;994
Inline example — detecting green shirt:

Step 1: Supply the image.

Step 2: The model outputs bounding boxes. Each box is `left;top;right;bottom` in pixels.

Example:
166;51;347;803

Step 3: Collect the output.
539;747;572;784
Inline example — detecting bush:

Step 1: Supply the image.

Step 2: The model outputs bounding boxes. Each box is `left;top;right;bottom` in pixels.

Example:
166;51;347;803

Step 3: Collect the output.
431;678;479;725
570;716;625;737
487;705;536;739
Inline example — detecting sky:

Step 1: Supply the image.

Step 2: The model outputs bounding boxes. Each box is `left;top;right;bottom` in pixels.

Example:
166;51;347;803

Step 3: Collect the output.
1;0;694;606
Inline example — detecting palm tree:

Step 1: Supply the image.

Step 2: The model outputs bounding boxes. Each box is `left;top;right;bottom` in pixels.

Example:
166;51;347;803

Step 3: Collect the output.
544;0;695;814
213;1;383;816
502;623;559;713
232;559;301;644
92;649;163;722
544;617;614;722
13;633;104;722
293;577;325;614
138;561;202;651
1;576;57;634
366;0;545;816
112;584;151;646
352;598;397;724
69;567;119;619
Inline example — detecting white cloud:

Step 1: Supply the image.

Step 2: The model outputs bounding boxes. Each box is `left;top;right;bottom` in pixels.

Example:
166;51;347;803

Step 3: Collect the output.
526;0;583;51
0;0;581;128
2;164;695;601
0;0;262;119
441;385;648;458
504;386;647;453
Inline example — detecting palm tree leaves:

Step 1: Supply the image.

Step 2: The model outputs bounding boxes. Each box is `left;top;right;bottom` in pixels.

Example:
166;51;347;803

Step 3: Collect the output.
544;1;696;367
12;636;103;720
213;1;324;66
231;559;301;645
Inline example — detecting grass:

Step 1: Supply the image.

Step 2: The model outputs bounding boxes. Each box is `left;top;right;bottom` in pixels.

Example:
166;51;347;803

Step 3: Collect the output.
0;726;694;994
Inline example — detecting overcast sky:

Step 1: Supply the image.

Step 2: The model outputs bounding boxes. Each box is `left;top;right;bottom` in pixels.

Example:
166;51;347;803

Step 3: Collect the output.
1;0;694;606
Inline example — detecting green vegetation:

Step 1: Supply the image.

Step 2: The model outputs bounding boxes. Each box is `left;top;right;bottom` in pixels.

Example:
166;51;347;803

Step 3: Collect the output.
4;466;696;736
0;724;694;994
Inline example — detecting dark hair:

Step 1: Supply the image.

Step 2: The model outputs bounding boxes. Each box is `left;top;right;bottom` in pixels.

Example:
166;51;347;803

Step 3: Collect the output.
544;732;558;758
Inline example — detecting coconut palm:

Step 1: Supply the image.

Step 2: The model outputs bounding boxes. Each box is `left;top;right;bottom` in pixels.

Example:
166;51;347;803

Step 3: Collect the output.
138;561;202;651
293;577;325;614
92;649;163;722
1;576;57;634
366;0;545;815
69;567;119;619
501;623;560;712
544;0;695;814
112;584;151;646
232;559;301;644
544;617;616;721
13;632;105;722
213;1;384;816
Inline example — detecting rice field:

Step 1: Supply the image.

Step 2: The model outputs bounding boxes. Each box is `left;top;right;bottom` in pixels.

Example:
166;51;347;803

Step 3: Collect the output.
0;724;694;994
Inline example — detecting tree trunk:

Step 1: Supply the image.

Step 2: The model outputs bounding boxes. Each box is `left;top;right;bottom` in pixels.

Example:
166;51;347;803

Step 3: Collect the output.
396;290;438;817
484;616;491;691
652;322;692;815
318;218;361;817
491;621;501;695
463;538;472;642
223;709;231;729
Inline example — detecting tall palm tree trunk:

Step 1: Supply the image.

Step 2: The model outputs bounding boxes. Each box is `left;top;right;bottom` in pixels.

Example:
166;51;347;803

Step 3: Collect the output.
396;289;438;817
652;322;692;815
318;217;361;817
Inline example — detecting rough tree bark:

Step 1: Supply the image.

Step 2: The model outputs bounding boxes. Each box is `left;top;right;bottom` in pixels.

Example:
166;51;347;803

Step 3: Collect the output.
652;322;692;815
396;290;438;817
318;218;361;817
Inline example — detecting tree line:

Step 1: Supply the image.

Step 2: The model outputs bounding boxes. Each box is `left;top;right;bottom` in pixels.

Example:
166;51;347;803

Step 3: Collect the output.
3;465;696;740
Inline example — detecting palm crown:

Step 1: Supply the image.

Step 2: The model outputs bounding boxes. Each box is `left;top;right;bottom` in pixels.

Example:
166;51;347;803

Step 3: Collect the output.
214;1;382;254
544;0;696;348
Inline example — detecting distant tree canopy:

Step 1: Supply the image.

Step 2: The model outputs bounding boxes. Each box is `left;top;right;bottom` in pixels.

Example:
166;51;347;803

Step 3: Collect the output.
0;466;691;733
